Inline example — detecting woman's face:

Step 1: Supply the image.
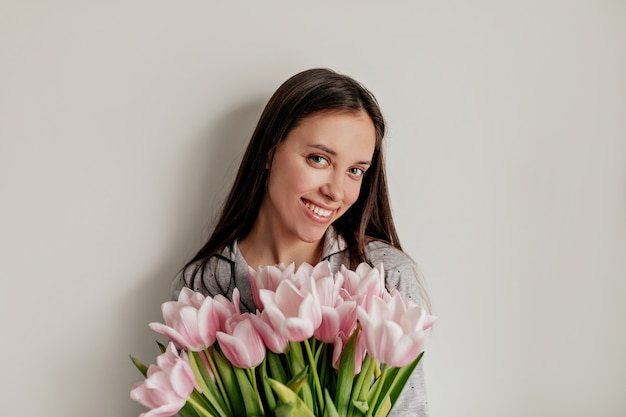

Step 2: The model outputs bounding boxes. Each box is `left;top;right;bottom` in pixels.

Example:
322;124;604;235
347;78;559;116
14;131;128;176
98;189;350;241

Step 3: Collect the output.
258;110;377;245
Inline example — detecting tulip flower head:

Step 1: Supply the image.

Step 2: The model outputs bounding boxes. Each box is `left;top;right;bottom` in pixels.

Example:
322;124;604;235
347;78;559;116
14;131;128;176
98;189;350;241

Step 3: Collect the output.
212;288;242;331
338;263;386;311
249;309;289;354
332;329;368;374
259;277;322;342
130;342;197;417
216;314;266;369
176;287;206;309
149;288;219;352
291;261;333;288
357;290;436;367
248;263;294;309
313;272;357;343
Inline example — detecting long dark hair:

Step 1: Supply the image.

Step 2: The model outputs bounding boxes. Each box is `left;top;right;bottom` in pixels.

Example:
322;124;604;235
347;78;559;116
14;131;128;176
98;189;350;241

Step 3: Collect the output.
184;68;401;272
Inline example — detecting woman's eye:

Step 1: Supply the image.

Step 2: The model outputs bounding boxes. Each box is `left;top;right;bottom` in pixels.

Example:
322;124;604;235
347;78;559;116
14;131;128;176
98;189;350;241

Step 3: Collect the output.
348;167;365;177
309;155;329;166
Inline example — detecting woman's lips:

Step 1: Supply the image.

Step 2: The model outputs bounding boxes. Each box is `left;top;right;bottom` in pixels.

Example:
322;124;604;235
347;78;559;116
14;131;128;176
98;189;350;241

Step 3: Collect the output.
302;199;334;218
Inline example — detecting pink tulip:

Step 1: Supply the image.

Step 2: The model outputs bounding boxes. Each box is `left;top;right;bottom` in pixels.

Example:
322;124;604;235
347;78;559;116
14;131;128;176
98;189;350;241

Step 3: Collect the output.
313;272;357;343
216;314;266;368
332;330;368;374
338;263;387;310
291;261;333;288
130;342;197;417
357;290;436;367
249;310;289;354
248;263;295;309
176;287;206;309
212;288;242;332
259;277;322;342
149;288;220;352
249;262;334;310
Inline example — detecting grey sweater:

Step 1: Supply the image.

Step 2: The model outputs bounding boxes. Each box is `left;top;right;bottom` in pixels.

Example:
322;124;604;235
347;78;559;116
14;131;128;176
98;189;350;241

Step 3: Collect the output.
171;229;429;417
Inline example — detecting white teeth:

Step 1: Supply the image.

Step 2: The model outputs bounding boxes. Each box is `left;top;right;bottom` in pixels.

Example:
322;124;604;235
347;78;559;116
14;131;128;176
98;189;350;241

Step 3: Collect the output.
304;200;332;217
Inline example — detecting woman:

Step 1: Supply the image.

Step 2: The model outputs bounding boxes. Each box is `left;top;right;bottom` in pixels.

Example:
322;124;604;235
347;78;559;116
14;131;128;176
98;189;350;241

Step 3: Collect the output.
171;68;430;416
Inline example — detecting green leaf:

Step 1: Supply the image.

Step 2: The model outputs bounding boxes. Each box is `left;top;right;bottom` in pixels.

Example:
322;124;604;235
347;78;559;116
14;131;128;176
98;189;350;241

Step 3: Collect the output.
385;352;423;406
267;351;288;384
335;330;358;416
212;350;245;417
178;400;203;417
362;363;389;417
188;351;230;417
318;344;331;396
288;342;306;374
323;389;339;417
366;377;381;404
373;395;391;417
348;354;375;416
156;340;167;353
261;356;277;412
352;400;369;414
129;355;148;377
186;390;221;417
233;366;265;416
274;402;297;417
286;365;309;393
266;378;315;417
286;342;313;409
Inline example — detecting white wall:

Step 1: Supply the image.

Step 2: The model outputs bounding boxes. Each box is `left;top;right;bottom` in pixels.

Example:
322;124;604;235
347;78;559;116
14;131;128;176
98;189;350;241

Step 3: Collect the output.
1;2;624;416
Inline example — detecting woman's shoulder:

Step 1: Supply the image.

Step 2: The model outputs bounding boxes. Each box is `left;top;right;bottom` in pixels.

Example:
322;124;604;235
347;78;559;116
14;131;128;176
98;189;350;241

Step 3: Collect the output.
364;240;427;306
170;244;237;300
364;240;412;269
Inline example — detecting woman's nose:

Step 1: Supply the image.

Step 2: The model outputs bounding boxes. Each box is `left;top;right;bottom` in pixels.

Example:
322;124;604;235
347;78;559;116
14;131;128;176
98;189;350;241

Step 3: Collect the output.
321;172;344;202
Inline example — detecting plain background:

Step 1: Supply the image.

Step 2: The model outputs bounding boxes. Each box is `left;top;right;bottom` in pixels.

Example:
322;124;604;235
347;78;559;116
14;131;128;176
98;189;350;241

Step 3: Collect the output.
1;2;625;416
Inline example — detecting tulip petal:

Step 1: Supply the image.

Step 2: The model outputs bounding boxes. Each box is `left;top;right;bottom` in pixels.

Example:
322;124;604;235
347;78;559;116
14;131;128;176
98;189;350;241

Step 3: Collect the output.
216;319;265;368
160;301;182;326
314;306;340;343
275;281;304;317
130;342;194;417
148;323;187;350
249;312;288;353
197;297;219;347
169;360;196;398
281;316;315;342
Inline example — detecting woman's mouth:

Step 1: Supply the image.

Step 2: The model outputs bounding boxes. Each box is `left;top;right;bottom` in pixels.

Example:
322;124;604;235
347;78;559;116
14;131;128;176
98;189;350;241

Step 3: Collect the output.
302;199;333;218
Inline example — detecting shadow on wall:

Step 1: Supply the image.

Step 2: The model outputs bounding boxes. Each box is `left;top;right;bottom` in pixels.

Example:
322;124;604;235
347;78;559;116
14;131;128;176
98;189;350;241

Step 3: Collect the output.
117;97;268;417
194;97;269;232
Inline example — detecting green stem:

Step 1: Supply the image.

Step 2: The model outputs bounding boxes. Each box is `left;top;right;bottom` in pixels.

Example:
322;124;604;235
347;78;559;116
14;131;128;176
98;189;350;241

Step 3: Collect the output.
365;364;389;417
287;342;313;409
261;356;277;412
187;395;217;417
247;367;259;394
286;343;297;375
303;338;325;412
247;366;267;416
318;343;329;394
347;354;375;417
204;349;233;415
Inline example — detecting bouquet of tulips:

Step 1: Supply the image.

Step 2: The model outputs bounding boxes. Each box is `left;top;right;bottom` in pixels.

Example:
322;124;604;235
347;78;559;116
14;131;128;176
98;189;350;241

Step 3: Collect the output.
130;261;435;417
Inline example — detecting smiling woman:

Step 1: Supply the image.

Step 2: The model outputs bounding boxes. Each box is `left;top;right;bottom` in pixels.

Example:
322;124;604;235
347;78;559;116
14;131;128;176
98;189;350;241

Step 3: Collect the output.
171;68;431;417
241;111;376;265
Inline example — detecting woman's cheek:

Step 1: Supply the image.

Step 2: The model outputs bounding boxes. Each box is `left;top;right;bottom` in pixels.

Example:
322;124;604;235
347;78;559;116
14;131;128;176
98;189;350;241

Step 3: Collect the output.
345;182;363;207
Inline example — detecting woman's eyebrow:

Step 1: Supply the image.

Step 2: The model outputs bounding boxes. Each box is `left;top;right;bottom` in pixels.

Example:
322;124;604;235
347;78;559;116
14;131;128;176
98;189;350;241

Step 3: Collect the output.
307;144;371;165
307;144;336;155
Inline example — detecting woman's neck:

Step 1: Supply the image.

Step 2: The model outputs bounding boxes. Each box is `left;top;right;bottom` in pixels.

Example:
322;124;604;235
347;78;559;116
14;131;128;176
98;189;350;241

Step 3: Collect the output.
238;220;324;269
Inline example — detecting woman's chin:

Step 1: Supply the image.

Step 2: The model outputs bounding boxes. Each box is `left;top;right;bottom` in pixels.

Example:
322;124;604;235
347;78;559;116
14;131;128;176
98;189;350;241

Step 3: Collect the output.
296;228;329;244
